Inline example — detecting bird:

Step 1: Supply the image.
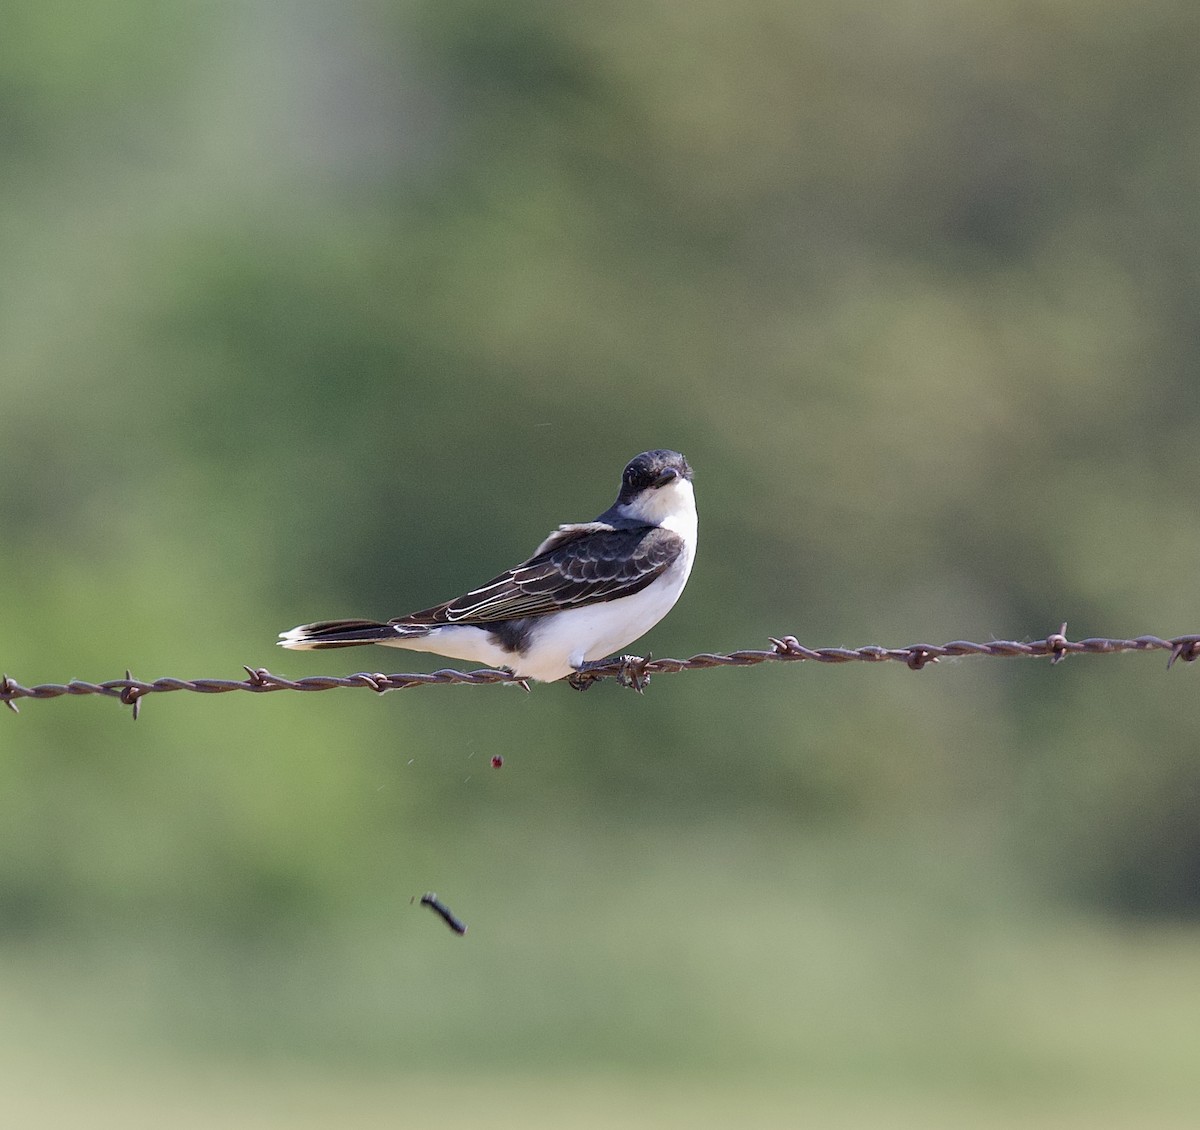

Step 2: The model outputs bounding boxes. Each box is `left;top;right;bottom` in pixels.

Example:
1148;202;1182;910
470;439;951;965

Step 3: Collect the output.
278;449;697;685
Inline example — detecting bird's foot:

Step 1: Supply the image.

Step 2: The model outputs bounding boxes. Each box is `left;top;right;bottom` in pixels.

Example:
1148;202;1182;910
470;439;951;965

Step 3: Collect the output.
566;654;651;693
566;664;603;691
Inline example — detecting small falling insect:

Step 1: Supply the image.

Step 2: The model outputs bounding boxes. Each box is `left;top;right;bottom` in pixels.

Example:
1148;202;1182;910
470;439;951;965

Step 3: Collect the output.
418;892;468;936
491;755;504;769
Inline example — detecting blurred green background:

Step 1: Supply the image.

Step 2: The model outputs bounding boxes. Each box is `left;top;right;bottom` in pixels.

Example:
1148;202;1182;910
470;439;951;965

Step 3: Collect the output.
3;0;1200;1125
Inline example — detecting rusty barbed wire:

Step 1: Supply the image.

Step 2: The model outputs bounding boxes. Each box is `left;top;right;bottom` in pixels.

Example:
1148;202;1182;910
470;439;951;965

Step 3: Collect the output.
2;627;1198;718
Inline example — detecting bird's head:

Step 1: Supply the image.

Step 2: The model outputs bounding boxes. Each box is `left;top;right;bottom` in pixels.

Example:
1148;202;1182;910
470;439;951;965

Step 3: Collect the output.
613;450;695;524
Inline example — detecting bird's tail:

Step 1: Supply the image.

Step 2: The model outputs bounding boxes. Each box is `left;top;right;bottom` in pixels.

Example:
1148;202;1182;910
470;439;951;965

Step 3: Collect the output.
277;618;427;650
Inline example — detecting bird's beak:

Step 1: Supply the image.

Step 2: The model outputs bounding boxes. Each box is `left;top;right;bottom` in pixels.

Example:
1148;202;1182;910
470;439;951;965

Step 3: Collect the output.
653;468;680;487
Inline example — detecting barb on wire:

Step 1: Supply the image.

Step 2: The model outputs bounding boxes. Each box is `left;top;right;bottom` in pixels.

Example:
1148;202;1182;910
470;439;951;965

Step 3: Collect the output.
2;626;1198;717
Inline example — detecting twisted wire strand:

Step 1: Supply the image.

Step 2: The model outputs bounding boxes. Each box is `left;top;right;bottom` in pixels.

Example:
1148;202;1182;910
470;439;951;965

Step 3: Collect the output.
3;628;1198;718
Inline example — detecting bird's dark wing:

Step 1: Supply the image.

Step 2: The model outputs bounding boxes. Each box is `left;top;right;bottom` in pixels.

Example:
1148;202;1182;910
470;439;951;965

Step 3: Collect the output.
395;523;684;626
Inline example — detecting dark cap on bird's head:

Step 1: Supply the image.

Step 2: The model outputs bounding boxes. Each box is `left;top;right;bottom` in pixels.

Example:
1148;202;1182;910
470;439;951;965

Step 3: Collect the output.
618;450;693;501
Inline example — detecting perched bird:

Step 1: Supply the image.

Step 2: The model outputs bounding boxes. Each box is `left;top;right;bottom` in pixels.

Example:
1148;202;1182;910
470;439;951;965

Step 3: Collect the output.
278;450;697;684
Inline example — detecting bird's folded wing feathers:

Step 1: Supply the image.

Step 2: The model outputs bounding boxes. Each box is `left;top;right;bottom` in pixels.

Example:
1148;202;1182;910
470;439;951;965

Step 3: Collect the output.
395;524;684;626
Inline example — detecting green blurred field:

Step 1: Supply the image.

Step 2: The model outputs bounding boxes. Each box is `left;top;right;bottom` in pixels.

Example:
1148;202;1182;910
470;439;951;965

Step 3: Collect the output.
3;0;1200;1123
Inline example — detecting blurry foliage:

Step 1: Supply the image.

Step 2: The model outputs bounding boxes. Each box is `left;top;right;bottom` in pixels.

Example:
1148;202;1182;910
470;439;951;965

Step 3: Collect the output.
1;0;1200;1091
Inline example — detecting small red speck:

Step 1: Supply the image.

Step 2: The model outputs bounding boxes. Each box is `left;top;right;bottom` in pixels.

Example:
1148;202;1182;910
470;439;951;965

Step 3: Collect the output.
490;755;504;769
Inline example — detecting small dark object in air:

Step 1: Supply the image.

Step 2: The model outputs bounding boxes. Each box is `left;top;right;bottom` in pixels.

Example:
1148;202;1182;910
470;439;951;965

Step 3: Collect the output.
491;754;504;768
420;892;468;935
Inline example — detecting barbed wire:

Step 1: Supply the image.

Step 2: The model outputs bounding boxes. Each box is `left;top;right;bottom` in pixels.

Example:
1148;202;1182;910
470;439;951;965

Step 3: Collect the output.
2;626;1197;719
